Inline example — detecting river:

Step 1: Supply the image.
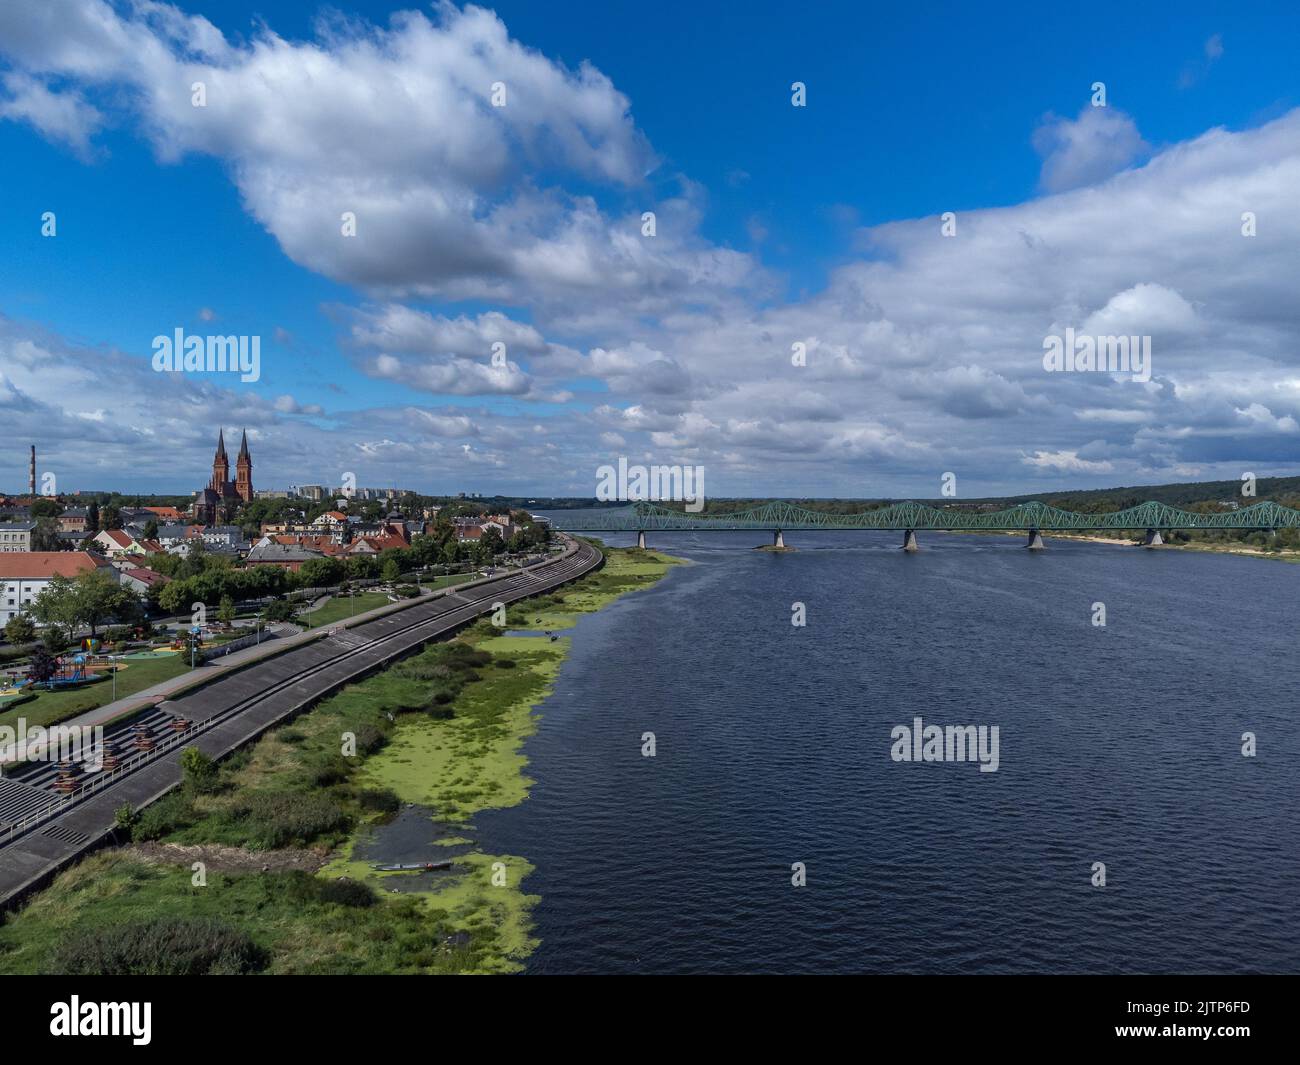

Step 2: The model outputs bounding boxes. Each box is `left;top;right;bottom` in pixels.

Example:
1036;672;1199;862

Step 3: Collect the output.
480;529;1300;974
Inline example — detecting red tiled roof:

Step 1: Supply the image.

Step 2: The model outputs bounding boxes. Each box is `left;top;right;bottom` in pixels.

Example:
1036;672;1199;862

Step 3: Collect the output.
122;567;168;586
0;552;111;580
99;529;135;548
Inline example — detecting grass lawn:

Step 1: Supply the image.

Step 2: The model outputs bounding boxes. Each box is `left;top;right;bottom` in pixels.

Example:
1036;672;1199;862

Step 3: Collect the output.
299;593;392;629
0;653;193;731
300;573;479;630
425;572;476;592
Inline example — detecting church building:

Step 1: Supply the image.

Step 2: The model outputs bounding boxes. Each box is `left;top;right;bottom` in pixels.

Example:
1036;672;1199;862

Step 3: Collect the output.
193;429;253;525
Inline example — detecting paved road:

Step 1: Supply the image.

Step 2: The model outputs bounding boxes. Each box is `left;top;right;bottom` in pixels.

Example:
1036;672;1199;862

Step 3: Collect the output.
0;538;600;908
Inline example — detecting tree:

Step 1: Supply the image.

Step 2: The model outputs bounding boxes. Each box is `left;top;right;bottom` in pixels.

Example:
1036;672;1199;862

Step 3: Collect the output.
262;599;297;624
296;557;345;589
380;556;401;583
3;614;36;645
28;645;57;684
87;501;100;532
100;504;123;530
142;518;159;540
30;573;82;633
74;569;142;637
480;527;505;556
217;595;236;626
347;554;378;579
31;516;62;551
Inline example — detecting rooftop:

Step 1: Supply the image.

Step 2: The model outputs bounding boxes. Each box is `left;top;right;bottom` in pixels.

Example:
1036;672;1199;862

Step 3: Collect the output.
0;552;111;580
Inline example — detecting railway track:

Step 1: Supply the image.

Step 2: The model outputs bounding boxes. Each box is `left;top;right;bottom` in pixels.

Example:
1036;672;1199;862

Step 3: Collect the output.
0;536;601;906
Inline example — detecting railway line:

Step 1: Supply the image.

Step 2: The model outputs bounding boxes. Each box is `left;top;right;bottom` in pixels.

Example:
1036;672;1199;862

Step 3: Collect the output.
0;536;602;907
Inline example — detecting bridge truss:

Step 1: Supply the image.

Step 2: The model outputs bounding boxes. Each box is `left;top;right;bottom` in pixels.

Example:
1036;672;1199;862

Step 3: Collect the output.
546;499;1300;533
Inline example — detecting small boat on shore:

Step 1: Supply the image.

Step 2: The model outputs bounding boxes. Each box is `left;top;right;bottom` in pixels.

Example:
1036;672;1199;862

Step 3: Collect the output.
371;860;454;873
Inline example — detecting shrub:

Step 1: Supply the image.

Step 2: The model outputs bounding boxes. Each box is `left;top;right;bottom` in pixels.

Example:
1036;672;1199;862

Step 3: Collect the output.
47;918;268;975
495;658;517;669
180;747;218;794
132;792;197;841
353;723;387;755
356;787;400;813
318;878;377;908
230;792;349;848
307;757;350;788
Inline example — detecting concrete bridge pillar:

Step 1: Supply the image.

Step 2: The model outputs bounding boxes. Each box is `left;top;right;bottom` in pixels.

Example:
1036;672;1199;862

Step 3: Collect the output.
773;529;785;548
1026;528;1046;550
902;529;919;552
636;530;646;550
1143;527;1163;548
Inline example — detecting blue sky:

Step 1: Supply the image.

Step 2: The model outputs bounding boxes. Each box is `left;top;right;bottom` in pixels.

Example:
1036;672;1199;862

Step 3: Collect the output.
1;1;1298;497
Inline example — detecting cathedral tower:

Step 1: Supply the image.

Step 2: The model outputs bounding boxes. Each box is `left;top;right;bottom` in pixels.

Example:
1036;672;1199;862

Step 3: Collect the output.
210;429;230;494
235;429;254;502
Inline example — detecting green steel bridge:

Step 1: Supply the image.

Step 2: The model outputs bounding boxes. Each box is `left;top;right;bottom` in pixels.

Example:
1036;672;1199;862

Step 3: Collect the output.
546;499;1300;550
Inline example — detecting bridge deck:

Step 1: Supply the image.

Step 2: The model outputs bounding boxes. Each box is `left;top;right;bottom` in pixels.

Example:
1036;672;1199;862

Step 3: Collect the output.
547;499;1300;532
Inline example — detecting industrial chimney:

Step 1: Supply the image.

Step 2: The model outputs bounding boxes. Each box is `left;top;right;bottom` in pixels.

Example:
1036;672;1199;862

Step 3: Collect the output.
29;445;35;497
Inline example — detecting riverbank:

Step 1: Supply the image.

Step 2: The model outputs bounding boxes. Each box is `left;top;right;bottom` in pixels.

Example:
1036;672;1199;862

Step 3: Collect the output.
0;545;681;975
986;528;1300;560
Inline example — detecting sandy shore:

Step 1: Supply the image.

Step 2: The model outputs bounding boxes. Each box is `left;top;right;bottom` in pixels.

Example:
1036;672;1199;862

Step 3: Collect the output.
989;528;1300;560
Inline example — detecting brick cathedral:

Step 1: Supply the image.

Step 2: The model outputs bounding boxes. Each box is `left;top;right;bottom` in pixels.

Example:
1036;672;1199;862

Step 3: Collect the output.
193;429;253;525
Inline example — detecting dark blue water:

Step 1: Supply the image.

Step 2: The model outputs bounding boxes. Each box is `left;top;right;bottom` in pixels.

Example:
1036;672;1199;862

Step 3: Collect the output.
479;531;1300;974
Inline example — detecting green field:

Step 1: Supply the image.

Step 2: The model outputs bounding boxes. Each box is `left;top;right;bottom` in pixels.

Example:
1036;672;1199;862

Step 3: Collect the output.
0;653;192;732
299;574;480;630
298;592;392;629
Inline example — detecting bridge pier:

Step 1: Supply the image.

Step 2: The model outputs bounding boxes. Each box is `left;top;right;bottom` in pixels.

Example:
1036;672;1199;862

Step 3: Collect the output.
636;530;646;550
1143;527;1163;548
773;529;785;548
1026;528;1046;550
902;529;919;552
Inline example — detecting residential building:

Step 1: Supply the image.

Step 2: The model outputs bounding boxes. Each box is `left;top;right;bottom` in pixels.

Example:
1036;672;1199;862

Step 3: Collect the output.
244;542;328;570
0;521;35;552
57;507;91;533
0;552;114;624
92;528;147;558
118;567;169;595
144;505;187;522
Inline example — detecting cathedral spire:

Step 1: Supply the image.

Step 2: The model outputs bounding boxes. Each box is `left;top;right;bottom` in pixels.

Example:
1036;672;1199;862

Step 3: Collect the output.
238;428;250;461
215;428;228;461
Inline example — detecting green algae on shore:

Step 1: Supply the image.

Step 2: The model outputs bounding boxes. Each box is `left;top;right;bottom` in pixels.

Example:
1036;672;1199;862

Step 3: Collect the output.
322;545;681;970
